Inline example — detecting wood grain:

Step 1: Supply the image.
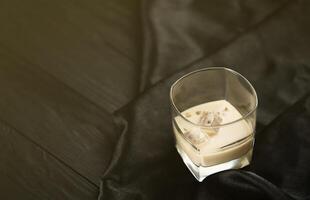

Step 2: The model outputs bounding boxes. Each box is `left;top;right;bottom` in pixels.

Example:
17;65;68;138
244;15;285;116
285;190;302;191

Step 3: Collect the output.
0;0;141;112
69;0;141;60
0;120;98;199
0;47;118;186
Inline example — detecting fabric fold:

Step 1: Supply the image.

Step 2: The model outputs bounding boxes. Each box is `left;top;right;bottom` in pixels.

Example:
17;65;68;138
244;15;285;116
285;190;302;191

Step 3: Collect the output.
139;0;290;91
99;0;310;199
99;81;310;199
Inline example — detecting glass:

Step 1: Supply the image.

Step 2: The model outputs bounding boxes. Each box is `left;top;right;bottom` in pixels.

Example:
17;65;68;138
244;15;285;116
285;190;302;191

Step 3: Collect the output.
170;67;258;182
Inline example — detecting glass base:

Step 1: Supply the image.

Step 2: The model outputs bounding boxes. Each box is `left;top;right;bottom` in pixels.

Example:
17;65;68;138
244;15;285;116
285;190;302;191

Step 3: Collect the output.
176;146;252;182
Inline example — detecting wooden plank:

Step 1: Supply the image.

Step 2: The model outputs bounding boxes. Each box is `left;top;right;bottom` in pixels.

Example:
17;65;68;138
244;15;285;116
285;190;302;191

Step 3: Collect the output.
0;0;140;112
0;120;98;199
68;0;141;60
0;47;118;185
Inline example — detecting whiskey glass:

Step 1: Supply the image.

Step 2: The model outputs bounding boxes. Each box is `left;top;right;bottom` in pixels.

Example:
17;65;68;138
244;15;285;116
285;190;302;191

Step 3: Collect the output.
170;67;258;181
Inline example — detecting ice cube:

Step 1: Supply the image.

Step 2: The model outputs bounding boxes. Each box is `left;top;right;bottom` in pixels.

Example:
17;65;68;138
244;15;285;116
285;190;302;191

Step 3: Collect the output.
184;127;207;144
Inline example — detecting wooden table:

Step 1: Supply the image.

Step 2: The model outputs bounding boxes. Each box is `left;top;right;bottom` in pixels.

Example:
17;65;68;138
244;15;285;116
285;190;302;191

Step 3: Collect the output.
0;0;140;198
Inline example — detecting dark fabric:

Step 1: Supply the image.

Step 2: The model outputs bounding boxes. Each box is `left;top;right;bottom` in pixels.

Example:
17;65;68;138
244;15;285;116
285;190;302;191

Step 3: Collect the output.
250;94;310;199
99;87;310;200
139;0;289;91
99;0;310;199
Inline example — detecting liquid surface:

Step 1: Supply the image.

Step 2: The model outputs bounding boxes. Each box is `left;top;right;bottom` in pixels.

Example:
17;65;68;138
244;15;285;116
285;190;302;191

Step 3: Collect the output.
173;100;254;166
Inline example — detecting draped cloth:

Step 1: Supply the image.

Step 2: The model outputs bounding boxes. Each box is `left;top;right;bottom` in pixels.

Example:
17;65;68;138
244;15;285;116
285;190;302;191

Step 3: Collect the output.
99;0;310;199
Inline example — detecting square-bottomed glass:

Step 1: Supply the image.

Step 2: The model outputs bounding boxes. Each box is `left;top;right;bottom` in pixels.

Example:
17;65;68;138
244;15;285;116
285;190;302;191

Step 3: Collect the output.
170;67;258;182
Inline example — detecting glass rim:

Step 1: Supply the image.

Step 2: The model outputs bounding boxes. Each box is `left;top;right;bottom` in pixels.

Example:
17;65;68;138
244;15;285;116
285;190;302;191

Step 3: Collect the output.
170;67;258;128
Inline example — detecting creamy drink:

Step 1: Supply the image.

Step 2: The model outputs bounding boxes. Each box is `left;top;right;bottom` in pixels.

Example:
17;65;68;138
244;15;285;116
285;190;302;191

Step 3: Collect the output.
173;100;254;180
170;67;257;182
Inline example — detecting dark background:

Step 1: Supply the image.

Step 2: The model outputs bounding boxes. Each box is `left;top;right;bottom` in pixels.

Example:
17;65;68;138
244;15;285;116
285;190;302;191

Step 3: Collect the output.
0;0;310;199
0;0;140;199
